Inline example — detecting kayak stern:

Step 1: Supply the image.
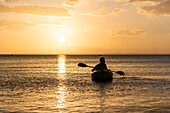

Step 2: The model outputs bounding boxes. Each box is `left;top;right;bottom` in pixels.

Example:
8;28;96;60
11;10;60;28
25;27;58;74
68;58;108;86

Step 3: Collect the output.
92;71;113;82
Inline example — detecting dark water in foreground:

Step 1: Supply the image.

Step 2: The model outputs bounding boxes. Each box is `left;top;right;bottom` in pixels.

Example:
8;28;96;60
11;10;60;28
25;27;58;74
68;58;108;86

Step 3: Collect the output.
0;55;170;113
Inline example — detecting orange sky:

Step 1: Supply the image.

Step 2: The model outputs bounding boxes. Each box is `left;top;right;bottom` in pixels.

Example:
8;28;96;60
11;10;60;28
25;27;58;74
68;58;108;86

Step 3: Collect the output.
0;0;170;54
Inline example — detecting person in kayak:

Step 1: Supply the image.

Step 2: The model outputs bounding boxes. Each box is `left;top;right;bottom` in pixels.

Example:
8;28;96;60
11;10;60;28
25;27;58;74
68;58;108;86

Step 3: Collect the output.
92;57;109;72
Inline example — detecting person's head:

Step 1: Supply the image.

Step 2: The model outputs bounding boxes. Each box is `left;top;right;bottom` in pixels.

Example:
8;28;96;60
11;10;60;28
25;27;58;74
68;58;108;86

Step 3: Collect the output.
100;57;105;64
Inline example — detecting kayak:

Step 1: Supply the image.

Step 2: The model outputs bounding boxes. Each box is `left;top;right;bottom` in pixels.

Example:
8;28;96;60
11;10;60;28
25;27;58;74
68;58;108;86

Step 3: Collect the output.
92;70;113;82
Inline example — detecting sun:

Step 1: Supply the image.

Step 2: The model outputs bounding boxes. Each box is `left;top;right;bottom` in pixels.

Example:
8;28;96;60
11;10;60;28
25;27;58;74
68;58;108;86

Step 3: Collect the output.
58;36;66;43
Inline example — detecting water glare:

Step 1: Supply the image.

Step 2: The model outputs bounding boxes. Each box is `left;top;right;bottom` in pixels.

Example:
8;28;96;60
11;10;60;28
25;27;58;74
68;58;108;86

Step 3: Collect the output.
0;55;169;112
56;55;67;112
58;55;66;74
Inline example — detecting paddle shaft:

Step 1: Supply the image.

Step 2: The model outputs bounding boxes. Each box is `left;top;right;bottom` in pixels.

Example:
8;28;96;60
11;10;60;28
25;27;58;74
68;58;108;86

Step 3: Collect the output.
78;63;124;75
86;66;94;68
87;67;116;73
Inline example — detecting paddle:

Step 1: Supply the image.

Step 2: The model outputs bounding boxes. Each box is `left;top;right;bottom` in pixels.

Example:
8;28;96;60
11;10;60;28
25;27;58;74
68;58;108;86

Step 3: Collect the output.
78;63;125;75
78;63;94;68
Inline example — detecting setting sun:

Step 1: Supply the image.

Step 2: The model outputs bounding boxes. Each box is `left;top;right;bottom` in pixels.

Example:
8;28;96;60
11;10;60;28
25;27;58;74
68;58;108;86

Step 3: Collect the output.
58;36;66;43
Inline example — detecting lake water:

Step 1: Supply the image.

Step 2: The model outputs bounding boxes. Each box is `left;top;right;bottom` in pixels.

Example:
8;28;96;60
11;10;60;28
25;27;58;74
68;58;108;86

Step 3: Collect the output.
0;55;170;113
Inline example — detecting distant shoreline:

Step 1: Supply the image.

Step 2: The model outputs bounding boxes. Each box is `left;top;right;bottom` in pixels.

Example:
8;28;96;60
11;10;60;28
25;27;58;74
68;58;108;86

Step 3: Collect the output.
0;54;170;56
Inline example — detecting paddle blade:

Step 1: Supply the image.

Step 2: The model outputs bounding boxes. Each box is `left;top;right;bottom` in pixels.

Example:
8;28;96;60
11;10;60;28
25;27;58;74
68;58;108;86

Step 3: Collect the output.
78;63;88;67
116;71;125;75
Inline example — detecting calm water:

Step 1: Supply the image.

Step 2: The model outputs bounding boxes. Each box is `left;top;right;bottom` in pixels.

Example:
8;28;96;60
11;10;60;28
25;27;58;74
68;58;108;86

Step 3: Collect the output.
0;55;170;113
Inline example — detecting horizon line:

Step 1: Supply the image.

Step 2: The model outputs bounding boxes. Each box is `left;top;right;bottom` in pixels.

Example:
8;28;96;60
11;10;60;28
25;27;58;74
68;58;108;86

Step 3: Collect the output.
0;53;170;56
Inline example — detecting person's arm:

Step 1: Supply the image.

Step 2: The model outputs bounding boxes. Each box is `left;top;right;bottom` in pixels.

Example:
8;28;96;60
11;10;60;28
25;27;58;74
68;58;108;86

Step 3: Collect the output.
92;64;100;71
92;65;97;71
92;68;95;72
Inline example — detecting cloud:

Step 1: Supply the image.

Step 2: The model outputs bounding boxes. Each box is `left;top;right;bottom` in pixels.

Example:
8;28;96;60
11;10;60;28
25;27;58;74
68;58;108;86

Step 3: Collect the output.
117;0;170;17
84;8;123;16
64;0;80;7
0;19;37;31
138;0;170;17
0;19;63;31
110;29;145;36
113;8;124;14
39;21;63;26
3;0;20;2
0;5;71;17
116;0;160;3
127;0;160;3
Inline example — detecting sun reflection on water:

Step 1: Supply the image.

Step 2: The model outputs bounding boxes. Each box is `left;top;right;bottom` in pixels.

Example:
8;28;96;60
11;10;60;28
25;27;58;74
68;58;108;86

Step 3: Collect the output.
56;55;67;111
56;83;66;109
58;55;66;74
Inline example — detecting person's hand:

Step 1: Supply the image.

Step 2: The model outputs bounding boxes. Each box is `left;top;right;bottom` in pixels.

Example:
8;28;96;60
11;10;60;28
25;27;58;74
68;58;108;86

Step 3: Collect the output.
91;69;95;72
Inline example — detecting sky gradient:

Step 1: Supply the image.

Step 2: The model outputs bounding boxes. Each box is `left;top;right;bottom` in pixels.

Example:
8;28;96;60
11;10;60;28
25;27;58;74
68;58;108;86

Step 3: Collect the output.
0;0;170;54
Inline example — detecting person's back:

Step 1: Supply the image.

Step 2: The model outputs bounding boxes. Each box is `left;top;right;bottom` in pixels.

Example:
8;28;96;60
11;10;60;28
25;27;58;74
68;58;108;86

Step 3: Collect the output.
92;57;108;72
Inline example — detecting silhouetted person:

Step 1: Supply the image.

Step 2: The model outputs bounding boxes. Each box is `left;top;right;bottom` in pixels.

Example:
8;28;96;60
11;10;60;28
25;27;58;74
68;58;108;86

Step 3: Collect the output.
92;57;109;72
